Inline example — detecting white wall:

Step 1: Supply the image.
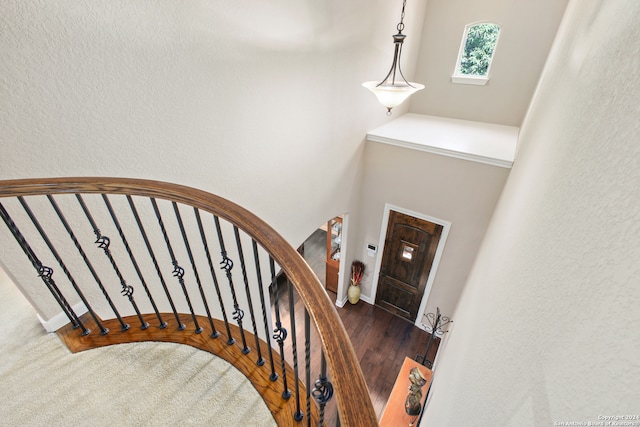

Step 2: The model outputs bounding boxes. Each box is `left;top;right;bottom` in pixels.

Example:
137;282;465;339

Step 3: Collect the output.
351;141;509;322
410;0;568;126
0;0;420;248
0;0;427;318
423;1;640;424
0;0;586;349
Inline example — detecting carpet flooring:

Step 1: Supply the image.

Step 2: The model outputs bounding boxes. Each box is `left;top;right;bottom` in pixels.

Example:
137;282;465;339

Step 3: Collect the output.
0;268;276;426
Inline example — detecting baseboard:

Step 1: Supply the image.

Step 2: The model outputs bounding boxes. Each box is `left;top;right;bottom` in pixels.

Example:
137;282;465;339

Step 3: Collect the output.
359;294;374;304
38;302;88;333
338;294;373;308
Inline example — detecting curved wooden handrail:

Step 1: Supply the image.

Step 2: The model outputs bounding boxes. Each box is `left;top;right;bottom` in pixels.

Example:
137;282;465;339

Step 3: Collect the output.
0;177;379;427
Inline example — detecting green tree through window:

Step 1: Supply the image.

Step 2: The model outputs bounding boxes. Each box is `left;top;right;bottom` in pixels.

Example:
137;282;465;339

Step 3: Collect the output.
458;23;500;76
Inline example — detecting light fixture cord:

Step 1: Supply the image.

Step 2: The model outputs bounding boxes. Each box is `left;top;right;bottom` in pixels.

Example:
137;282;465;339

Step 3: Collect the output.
375;0;413;91
397;0;407;33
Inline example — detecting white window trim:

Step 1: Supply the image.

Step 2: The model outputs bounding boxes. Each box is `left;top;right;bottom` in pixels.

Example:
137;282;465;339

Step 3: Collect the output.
451;21;501;86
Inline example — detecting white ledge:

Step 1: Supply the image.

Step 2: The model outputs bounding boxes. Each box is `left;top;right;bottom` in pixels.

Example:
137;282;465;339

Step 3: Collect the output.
451;75;489;86
366;113;519;168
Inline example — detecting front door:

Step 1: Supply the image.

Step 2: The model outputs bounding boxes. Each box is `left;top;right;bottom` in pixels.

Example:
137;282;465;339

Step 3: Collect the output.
375;211;443;322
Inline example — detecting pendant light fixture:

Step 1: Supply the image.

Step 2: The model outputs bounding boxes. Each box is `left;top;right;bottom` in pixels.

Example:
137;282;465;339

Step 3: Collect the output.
363;0;424;115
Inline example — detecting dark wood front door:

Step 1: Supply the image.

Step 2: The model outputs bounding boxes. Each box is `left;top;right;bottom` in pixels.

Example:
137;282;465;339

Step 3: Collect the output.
375;211;443;322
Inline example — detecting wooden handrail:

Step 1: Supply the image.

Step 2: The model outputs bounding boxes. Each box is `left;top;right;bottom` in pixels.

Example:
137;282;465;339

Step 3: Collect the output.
0;177;379;427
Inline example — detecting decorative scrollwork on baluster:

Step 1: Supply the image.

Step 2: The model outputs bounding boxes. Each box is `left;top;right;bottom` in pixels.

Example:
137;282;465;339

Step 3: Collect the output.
38;265;54;280
96;234;141;321
172;263;185;280
36;263;91;334
171;260;202;333
171;262;190;331
312;376;334;405
121;284;134;299
93;231;134;331
273;322;291;399
4;198;92;335
95;235;110;250
220;255;234;272
219;252;250;352
273;324;288;344
233;307;245;323
312;373;334;425
33;264;87;335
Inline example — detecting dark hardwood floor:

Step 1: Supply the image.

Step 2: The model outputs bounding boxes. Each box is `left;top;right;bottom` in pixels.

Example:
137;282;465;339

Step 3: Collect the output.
331;295;438;417
274;228;440;424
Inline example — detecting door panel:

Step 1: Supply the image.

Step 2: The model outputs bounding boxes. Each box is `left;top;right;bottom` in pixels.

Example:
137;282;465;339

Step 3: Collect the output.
375;211;443;322
376;276;415;318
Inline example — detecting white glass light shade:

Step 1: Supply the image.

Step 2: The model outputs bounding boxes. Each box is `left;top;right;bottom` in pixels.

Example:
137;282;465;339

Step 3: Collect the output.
362;81;425;113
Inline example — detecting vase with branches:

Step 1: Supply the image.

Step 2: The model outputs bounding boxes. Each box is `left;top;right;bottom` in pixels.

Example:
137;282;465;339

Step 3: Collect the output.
348;260;365;304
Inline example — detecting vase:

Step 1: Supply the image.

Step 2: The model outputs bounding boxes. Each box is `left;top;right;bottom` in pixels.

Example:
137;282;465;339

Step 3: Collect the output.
348;283;361;304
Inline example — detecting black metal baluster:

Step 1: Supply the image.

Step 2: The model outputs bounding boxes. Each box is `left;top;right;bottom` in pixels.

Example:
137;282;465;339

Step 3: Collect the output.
103;194;167;329
234;226;263;365
305;309;311;427
0;202;89;335
150;198;201;334
252;239;278;381
127;196;182;330
172;202;216;337
195;209;234;344
288;280;303;421
270;257;291;399
76;195;148;330
17;198;104;334
17;197;109;335
47;195;129;332
213;215;249;353
312;352;334;426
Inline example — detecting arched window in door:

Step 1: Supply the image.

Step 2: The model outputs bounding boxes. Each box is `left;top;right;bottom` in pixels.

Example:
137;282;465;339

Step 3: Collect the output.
452;22;501;85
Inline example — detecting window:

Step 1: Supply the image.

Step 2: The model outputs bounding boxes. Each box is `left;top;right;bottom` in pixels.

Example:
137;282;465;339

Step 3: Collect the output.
400;242;417;262
452;22;501;86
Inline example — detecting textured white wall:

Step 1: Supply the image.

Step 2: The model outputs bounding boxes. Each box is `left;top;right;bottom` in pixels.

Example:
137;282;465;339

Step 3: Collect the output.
0;0;578;339
0;0;426;315
0;0;413;247
422;1;640;425
410;0;568;126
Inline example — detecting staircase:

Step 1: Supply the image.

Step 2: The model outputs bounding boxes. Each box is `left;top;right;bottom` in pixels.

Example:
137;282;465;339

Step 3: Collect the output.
0;177;378;426
0;272;276;425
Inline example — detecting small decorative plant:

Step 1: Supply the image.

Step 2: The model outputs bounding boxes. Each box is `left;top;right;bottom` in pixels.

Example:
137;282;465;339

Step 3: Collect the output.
350;260;365;286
